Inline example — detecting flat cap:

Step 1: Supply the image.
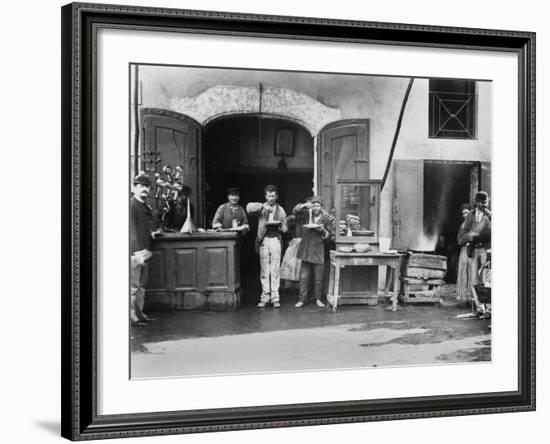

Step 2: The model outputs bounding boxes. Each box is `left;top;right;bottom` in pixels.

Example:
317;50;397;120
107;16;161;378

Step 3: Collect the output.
264;184;278;194
475;191;489;202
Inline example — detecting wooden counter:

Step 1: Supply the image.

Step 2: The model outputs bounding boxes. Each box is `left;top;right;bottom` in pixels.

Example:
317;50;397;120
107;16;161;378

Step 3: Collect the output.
145;232;241;311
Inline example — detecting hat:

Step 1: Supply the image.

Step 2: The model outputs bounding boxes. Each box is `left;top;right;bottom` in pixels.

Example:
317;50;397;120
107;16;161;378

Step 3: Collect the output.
264;184;278;194
475;191;489;203
226;187;240;195
310;195;323;205
133;173;151;186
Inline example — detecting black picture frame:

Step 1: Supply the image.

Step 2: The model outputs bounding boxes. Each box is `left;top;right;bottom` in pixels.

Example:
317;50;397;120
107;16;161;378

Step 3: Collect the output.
61;2;536;440
274;128;295;157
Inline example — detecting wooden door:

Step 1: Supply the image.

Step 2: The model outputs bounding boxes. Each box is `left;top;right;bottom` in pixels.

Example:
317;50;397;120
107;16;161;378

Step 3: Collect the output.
317;120;370;211
141;109;203;226
480;161;491;203
392;159;424;250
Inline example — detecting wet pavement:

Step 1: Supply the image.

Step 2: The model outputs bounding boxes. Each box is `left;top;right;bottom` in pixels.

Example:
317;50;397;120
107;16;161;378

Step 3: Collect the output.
130;290;491;378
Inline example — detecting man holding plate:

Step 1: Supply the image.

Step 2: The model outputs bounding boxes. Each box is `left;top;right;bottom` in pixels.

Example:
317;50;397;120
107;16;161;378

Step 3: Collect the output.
293;196;334;308
246;185;288;308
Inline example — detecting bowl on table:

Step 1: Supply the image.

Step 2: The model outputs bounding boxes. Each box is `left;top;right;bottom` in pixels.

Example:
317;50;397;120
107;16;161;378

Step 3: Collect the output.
352;243;371;253
338;246;354;253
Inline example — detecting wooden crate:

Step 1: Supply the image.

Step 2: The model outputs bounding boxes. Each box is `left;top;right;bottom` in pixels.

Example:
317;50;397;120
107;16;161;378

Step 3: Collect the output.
400;254;446;305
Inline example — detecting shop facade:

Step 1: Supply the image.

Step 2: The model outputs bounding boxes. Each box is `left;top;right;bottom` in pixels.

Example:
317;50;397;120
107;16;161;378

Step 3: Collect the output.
131;65;492;308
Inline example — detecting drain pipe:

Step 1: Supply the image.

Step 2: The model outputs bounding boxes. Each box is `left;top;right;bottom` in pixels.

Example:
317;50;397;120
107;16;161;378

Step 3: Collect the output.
381;78;414;190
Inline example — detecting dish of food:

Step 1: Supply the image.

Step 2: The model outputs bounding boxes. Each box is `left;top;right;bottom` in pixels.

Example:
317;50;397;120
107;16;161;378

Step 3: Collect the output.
353;243;371;253
303;223;322;229
338;246;354;253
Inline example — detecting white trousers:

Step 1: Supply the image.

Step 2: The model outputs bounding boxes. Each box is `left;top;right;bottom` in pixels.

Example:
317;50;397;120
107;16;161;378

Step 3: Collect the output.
259;237;282;302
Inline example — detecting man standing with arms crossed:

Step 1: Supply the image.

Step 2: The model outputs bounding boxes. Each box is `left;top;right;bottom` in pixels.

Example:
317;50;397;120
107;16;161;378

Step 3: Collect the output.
247;185;288;308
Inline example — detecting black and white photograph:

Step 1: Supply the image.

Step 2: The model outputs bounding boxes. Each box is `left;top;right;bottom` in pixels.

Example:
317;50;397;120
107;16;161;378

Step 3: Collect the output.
129;64;493;379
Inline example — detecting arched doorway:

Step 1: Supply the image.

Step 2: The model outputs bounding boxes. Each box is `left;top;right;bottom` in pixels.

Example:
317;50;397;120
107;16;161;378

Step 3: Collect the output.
204;114;314;305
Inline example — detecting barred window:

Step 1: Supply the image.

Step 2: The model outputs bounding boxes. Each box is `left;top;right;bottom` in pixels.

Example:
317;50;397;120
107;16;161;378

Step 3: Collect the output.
429;79;476;139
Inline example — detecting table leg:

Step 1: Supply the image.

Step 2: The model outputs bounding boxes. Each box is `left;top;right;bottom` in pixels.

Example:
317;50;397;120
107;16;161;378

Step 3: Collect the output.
327;262;335;309
392;263;399;312
384;265;392;298
333;264;341;312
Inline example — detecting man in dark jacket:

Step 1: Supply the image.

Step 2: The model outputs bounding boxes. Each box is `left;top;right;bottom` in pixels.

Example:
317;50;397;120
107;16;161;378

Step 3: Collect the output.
293;196;334;308
130;173;160;325
458;191;491;313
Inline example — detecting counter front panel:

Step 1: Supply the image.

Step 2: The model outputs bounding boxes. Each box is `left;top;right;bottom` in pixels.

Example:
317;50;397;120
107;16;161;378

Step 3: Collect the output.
145;232;241;311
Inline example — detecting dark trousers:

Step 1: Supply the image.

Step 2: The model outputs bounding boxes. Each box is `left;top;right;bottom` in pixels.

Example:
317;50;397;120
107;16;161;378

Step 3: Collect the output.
299;261;325;302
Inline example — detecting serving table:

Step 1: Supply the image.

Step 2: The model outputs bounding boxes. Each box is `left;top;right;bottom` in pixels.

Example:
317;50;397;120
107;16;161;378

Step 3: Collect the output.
326;251;404;312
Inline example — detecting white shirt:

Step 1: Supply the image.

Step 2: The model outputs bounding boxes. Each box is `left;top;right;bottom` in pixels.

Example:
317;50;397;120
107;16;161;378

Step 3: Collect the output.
475;209;483;223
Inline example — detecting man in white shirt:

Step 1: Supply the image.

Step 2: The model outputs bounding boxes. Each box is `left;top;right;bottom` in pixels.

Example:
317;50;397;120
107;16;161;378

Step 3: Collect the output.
246;185;288;308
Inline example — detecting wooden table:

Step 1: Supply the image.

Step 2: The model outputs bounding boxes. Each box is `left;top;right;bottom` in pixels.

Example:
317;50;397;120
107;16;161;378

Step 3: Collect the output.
327;251;403;312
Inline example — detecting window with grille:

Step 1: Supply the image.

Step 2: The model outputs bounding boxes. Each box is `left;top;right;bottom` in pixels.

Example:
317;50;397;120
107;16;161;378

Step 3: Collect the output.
429;79;476;139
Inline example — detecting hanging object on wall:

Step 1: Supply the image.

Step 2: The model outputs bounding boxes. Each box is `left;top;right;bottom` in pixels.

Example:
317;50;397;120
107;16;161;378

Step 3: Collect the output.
274;128;295;157
140;150;161;172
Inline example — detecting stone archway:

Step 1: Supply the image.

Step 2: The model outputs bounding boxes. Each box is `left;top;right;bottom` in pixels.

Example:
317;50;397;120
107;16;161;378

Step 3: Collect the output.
169;85;341;136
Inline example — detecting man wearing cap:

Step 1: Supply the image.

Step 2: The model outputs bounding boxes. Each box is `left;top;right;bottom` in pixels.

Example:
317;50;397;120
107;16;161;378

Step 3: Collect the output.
130;173;160;326
161;185;193;231
246;185;288;308
293;196;334;308
460;191;491;314
212;187;249;234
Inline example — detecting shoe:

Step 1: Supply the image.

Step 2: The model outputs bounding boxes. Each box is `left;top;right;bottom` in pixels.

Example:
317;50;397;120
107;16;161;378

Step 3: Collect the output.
141;316;155;322
295;301;304;308
131;320;148;326
316;300;326;308
272;302;281;308
257;301;267;308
